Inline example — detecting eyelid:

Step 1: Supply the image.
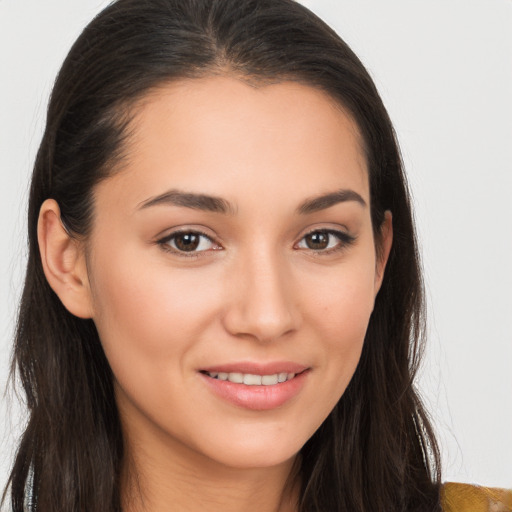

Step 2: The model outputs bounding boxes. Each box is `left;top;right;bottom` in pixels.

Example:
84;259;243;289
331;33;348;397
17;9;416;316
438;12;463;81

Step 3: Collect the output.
154;225;355;257
156;228;223;256
295;227;356;254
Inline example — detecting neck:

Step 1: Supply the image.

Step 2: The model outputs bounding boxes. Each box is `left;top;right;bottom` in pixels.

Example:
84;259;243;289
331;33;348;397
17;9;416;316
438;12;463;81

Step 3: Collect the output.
120;423;300;512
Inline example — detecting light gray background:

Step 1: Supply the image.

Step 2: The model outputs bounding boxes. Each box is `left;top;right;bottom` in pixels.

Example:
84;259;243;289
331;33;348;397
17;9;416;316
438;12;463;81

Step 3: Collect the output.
1;0;511;494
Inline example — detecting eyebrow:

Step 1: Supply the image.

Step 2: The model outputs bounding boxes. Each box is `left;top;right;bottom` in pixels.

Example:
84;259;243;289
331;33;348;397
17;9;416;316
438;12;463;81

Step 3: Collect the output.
297;189;367;214
138;188;366;215
138;189;236;214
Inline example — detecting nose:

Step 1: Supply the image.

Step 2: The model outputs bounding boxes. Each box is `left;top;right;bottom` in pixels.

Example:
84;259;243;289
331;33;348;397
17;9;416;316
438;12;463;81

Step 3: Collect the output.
221;248;300;343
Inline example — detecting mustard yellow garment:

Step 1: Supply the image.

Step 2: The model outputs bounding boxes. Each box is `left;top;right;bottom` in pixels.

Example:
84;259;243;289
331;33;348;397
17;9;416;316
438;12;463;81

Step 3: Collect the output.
442;482;512;512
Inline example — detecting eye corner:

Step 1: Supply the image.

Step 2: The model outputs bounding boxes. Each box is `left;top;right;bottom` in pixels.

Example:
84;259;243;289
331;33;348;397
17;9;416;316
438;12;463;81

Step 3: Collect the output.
295;228;356;254
156;229;223;257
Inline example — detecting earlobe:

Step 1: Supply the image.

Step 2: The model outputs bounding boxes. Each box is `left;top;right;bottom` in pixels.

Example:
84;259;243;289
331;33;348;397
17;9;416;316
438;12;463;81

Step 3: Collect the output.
37;199;94;319
374;210;393;295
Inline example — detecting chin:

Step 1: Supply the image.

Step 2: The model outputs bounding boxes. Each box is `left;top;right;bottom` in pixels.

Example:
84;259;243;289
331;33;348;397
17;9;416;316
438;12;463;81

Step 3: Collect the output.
206;443;300;471
184;420;315;471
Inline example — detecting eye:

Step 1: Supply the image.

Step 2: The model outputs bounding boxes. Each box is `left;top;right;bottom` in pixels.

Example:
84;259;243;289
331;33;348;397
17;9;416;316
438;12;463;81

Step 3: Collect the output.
158;230;220;254
296;229;355;252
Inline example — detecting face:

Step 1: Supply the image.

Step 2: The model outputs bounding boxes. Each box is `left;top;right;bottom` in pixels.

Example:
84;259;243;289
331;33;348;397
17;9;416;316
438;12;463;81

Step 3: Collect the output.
84;76;390;470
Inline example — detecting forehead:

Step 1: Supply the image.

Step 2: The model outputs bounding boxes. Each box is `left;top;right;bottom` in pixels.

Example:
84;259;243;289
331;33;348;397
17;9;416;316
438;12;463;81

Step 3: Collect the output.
97;76;369;213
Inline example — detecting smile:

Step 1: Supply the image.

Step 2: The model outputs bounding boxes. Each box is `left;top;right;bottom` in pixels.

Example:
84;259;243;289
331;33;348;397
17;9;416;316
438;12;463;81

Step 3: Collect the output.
203;371;296;386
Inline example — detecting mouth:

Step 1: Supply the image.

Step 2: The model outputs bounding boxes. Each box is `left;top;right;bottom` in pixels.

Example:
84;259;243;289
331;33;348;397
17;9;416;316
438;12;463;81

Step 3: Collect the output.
198;365;309;410
200;370;299;386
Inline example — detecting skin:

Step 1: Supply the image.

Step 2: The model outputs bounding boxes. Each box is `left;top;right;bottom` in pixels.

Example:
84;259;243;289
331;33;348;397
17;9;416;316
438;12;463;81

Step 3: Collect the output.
38;76;392;512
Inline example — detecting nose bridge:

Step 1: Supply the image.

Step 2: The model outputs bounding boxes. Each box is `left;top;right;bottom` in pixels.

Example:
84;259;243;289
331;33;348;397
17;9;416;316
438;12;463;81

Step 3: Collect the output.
223;242;299;342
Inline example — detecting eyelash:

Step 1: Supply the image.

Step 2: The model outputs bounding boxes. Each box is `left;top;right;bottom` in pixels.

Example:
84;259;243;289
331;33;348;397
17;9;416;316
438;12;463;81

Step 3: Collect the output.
156;228;356;257
157;229;220;257
296;229;356;255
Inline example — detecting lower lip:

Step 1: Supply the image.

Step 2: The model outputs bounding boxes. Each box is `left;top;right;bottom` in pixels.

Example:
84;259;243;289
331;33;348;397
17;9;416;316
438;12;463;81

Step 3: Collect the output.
200;371;309;411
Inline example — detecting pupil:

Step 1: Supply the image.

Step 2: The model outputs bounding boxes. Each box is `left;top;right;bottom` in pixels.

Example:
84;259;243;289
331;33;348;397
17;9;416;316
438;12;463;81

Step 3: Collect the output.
307;232;328;250
176;233;200;251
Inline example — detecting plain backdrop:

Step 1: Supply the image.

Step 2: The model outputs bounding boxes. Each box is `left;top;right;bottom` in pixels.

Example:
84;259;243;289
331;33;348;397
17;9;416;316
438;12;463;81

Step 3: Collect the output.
1;0;511;494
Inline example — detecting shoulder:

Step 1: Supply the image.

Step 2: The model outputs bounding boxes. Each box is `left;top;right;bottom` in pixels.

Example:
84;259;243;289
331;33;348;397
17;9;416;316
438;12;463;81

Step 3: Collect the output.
441;482;512;512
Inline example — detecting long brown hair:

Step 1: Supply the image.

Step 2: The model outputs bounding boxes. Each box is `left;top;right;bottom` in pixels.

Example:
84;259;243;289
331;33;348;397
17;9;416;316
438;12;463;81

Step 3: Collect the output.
4;0;441;510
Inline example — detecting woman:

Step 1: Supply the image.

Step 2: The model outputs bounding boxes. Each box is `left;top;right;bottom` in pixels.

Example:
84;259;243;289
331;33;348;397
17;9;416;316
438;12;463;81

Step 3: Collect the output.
1;0;509;511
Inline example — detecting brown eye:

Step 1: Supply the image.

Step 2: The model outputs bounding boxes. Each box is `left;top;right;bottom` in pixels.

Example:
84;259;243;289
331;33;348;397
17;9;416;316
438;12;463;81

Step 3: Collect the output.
173;233;201;251
160;231;218;253
304;231;330;250
296;229;355;253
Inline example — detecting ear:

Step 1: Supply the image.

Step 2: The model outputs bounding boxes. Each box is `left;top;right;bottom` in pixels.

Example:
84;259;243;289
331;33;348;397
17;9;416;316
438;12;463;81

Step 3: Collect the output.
374;210;393;296
37;199;94;319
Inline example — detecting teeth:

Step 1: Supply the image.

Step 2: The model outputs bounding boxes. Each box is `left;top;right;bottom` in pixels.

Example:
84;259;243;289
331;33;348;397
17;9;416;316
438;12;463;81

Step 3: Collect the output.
261;374;278;385
206;371;297;385
228;372;243;383
244;374;262;385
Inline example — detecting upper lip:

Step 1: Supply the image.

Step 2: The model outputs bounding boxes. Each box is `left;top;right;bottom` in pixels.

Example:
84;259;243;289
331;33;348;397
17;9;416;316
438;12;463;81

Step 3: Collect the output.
199;361;309;375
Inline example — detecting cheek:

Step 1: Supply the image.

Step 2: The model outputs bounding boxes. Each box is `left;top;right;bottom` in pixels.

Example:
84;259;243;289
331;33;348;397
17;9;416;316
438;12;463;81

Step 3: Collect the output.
306;251;377;333
303;256;377;392
88;246;223;369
